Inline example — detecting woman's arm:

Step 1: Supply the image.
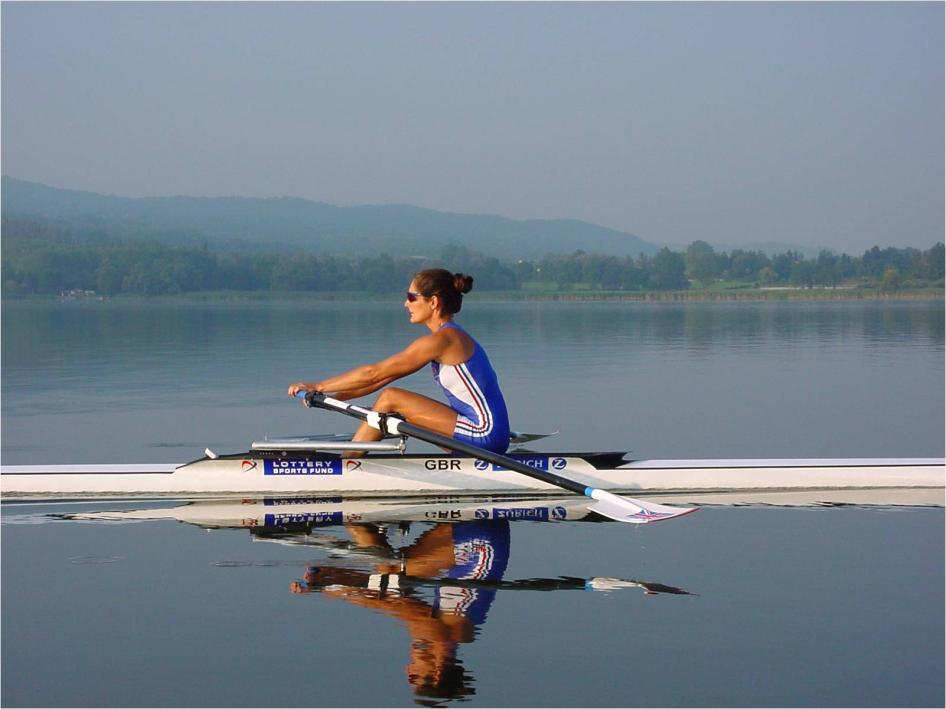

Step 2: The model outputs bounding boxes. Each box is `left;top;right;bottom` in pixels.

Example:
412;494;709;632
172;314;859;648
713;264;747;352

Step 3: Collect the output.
322;375;399;401
288;332;448;400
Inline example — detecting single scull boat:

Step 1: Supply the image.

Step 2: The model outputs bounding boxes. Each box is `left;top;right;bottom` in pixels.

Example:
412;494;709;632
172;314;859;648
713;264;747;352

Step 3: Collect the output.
2;393;942;518
4;455;941;498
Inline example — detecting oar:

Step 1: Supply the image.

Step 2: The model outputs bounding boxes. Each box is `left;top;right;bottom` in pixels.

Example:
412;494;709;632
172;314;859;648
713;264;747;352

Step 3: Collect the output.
297;391;697;524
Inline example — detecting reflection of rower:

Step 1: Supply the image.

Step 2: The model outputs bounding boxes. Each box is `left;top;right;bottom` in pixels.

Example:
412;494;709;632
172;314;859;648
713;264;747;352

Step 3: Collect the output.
291;520;693;704
292;520;510;703
431;519;509;628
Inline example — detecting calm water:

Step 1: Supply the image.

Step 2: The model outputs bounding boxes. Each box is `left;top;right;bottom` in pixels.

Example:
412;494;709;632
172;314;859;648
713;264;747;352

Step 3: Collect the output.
1;299;943;462
2;298;944;707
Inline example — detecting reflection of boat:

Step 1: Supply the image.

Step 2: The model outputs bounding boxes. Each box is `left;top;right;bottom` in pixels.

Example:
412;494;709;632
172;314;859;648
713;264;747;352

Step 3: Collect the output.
53;481;944;537
60;496;694;597
3;446;942;500
60;495;602;528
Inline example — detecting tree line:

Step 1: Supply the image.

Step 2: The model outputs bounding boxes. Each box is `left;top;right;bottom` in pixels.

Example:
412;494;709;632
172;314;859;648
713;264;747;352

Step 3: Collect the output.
2;217;942;296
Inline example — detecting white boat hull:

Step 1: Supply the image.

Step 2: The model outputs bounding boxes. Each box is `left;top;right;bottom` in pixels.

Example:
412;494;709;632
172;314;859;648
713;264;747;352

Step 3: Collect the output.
1;452;943;500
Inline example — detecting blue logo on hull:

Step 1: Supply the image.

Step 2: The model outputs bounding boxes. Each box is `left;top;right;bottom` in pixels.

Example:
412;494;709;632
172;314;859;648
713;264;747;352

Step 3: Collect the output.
473;456;568;472
263;459;342;475
263;497;343;506
474;506;551;520
493;506;550;520
264;511;343;526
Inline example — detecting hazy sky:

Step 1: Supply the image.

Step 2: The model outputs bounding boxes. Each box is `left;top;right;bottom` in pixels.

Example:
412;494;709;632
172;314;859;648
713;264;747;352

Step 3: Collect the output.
2;1;943;252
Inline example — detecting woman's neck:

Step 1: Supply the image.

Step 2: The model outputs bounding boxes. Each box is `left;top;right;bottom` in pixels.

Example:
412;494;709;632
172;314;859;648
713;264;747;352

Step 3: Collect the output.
427;315;452;332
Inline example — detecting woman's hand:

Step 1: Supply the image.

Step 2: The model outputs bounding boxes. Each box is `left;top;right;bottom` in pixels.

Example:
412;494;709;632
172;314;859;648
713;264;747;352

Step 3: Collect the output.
288;382;319;398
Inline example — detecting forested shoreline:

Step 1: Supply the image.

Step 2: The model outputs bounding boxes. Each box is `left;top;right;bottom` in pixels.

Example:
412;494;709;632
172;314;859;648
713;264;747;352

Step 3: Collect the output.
2;216;942;297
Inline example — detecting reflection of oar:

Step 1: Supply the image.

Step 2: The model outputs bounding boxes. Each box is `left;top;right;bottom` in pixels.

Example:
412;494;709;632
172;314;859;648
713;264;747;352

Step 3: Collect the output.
302;571;694;595
299;392;697;525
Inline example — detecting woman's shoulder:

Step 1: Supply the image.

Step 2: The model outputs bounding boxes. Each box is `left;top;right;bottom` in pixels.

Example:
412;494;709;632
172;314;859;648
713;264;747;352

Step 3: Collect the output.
439;322;475;342
432;322;476;362
408;325;466;352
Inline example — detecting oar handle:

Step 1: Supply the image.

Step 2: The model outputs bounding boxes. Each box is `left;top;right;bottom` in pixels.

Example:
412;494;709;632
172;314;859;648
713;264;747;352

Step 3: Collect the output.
296;390;340;405
301;390;361;410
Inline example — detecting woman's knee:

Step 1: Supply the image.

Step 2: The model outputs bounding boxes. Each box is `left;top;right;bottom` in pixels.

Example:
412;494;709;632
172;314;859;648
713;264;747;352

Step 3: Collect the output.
373;387;407;411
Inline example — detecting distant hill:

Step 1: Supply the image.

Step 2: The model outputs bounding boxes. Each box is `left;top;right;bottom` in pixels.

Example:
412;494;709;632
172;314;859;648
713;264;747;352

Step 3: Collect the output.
0;177;660;259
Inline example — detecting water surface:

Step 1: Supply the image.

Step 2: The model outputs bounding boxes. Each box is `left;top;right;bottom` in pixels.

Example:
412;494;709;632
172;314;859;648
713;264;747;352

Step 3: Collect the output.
1;298;943;707
1;498;943;707
2;299;943;462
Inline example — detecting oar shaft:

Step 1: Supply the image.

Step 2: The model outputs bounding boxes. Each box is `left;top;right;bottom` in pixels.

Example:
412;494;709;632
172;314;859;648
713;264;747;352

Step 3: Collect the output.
302;392;588;496
298;391;697;524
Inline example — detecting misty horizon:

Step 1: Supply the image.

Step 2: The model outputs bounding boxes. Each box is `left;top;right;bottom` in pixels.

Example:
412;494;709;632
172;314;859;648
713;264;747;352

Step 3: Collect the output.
2;2;942;254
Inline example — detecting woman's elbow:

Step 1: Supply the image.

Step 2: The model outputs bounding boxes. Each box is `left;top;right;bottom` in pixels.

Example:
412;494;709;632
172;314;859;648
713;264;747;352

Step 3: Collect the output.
363;364;388;385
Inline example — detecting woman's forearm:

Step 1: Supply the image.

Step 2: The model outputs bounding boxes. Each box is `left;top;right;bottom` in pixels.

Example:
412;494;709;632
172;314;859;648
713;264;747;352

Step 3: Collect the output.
315;363;383;395
288;366;394;401
329;375;398;401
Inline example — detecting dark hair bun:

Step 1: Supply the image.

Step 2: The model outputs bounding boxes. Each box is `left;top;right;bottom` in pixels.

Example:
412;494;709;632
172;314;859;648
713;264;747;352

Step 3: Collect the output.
453;273;474;294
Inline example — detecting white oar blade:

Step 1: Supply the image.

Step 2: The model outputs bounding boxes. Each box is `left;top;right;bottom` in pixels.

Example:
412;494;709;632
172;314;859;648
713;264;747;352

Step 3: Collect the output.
589;490;698;524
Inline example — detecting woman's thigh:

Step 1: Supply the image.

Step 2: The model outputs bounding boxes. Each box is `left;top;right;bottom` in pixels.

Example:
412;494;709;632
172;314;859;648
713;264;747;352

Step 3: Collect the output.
374;387;458;437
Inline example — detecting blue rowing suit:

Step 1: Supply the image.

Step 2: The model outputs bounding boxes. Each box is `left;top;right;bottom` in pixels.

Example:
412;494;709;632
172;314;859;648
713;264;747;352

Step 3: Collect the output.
431;323;510;454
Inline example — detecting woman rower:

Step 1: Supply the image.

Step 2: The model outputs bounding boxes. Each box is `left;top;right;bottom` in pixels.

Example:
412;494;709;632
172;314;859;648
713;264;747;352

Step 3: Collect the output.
287;269;510;455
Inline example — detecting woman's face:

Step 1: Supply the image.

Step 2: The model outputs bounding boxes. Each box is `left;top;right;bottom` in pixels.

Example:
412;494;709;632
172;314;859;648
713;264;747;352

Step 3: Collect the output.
405;280;430;324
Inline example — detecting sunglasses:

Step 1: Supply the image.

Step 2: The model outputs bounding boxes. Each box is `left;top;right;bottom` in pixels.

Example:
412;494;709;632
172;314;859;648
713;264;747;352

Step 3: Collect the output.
405;290;424;303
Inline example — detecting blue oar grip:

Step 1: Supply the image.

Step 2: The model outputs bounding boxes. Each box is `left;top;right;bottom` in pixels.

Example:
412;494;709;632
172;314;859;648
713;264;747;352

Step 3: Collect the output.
295;390;319;407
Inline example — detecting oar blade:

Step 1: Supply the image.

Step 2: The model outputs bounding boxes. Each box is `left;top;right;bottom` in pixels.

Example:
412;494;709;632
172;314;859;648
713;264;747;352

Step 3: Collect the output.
589;493;698;525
